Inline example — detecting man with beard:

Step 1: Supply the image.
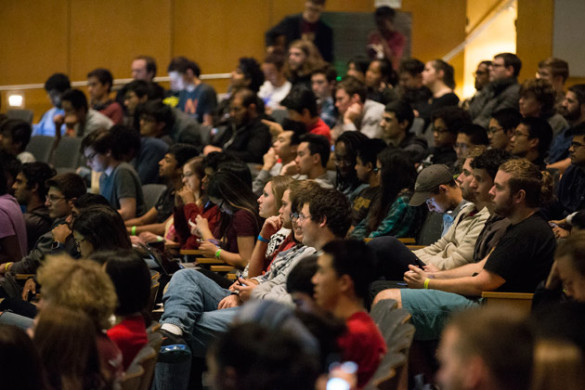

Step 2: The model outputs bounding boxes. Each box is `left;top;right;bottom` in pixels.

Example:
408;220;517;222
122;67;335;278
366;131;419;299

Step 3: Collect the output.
373;158;555;343
547;84;585;173
554;123;585;223
203;89;271;163
508;117;553;169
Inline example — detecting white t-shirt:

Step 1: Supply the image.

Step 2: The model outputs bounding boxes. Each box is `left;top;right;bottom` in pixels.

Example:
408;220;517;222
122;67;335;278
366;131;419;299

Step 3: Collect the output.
258;81;292;110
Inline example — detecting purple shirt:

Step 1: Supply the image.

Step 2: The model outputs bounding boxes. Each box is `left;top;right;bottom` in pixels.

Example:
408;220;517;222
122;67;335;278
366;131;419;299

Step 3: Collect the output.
0;194;28;259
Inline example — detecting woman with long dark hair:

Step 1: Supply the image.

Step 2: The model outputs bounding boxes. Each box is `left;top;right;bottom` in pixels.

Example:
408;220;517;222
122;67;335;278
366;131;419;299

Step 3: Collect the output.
334;131;369;202
350;147;425;239
194;170;261;268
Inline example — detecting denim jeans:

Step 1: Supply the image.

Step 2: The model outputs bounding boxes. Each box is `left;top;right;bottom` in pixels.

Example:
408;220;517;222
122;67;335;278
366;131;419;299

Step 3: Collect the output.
154;269;239;390
0;311;34;329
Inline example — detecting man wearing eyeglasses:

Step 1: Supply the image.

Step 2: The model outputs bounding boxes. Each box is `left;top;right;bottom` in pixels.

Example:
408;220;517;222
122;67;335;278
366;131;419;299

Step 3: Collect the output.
556;123;585;221
509;117;553;169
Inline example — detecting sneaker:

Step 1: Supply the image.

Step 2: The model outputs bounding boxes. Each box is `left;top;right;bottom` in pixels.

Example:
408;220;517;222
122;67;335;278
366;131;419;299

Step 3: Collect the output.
158;329;191;363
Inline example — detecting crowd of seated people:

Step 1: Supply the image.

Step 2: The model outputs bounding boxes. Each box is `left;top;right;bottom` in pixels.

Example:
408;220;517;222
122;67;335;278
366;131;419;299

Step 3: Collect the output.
2;1;585;388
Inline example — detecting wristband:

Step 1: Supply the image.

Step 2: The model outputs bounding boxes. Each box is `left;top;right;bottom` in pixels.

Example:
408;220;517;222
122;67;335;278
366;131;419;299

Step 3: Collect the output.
131;226;137;236
156;236;164;242
215;248;222;260
423;278;430;289
4;262;13;273
257;234;269;243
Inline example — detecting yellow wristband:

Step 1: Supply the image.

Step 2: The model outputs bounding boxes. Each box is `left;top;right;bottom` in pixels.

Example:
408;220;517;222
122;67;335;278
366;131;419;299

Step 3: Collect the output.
423;278;430;289
4;262;13;273
131;226;137;236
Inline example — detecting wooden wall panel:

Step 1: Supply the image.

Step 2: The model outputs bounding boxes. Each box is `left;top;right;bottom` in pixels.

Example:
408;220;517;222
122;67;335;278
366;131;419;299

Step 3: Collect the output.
516;0;553;83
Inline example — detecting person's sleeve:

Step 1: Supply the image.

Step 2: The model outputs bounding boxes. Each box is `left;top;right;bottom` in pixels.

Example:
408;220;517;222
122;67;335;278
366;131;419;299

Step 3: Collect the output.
369;197;410;238
226;126;271;163
423;212;489;270
349;219;368;240
114;168;139;200
265;17;289;46
199;87;218;115
233;210;259;237
252;169;273;195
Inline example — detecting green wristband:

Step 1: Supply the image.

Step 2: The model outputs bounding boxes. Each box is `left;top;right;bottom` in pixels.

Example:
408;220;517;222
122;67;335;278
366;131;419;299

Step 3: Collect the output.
215;248;222;260
131;226;137;236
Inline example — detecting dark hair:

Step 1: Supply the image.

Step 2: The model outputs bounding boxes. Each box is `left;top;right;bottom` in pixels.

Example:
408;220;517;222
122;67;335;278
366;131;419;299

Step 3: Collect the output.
109;125;141;161
519;117;553;159
335;131;369;191
520;78;556;117
281;119;307;146
568;84;585;106
87;68;114;92
322;239;378;300
0;325;47;390
572;211;585;230
44;73;71;93
311;65;337;83
207;170;259;238
20;162;56;200
385;100;414;131
1;119;32;151
491;108;522;132
81;128;117;159
431;59;455;89
61;89;88;112
282;87;319;117
168;143;199;168
347;57;370;75
217;159;253;189
264;49;286;71
305;188;352;238
432;106;471;134
46;172;87;200
125;79;151;99
399;58;425;76
370;59;397;86
98;250;151;316
139;99;175;131
176;58;201;78
368;148;417;233
555;232;585;277
300;133;330;167
459;124;489;146
209;322;320;390
134;55;157;77
73;193;110;209
286;255;318;295
479;60;493;68
0;151;20;195
238;57;265;93
235;88;263;114
72;204;132;253
167;56;190;73
337;76;367;103
356;138;387;168
538;57;569;82
375;5;396;20
494;52;522;77
203;152;235;173
470;149;512;181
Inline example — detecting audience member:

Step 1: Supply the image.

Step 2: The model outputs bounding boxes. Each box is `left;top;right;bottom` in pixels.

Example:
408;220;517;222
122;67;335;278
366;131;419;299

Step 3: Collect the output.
258;50;292;111
509;116;553;168
424;106;471;168
132;55;157;81
55;88;113;137
469;52;522;128
548;84;585;172
397;58;432;119
32;73;70;137
252;119;306;194
286;40;327;88
123;79;151;128
311;65;338;128
138;99;176;145
537;57;569;110
381;100;428;162
334;131;369;201
346;56;369;83
87;68;124;124
293;133;336;187
205;89;271;163
461;60;492;110
532;339;585;390
554;123;585;219
282;86;331;141
0;165;27;261
126;143;198;241
365;59;398;105
418;59;459;130
81;128;146;219
518;78;568;135
333;76;385;140
455;124;488;161
366;6;406;70
0;324;46;390
436;307;534;390
176;58;217;126
265;0;333;62
488;107;521;151
351;148;424;239
351;138;386;228
312;240;386;388
12;162;55;251
374;159;555;342
1;119;35;163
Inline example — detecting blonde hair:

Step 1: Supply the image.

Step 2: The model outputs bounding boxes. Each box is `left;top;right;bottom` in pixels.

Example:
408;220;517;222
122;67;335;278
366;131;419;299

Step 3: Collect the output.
270;176;295;211
287;40;326;78
532;339;585;390
37;255;117;330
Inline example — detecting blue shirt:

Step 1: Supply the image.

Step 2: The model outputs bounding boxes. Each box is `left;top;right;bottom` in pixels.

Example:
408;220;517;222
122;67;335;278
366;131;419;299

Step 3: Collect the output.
32;107;65;137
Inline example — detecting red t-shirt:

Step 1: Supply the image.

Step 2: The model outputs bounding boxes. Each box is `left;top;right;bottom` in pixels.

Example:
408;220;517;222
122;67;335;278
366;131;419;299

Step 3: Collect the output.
222;209;260;254
308;118;332;143
337;311;387;388
182;203;221;249
107;315;148;370
100;101;124;124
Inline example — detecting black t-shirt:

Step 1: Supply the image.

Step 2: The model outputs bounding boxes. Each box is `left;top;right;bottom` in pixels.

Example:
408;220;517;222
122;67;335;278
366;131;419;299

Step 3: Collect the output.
155;187;175;223
483;213;555;292
351;186;381;226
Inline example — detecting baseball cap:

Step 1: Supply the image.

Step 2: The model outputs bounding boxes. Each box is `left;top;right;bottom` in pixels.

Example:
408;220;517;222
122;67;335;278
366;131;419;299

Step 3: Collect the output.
409;164;454;206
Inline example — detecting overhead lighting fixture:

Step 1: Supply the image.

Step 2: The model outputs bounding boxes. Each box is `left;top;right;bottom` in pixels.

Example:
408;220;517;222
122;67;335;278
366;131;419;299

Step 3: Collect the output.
7;92;24;108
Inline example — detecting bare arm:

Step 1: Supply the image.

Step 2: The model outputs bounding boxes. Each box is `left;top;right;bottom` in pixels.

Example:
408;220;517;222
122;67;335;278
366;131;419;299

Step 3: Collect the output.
125;207;158;227
118;197;137;220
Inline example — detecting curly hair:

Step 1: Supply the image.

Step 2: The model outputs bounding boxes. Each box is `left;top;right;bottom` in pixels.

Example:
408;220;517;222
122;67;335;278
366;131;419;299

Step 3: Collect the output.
520;78;556;117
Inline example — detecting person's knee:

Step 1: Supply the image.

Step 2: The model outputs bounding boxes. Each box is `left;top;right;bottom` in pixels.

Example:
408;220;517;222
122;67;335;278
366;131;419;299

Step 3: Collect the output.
372;288;402;308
